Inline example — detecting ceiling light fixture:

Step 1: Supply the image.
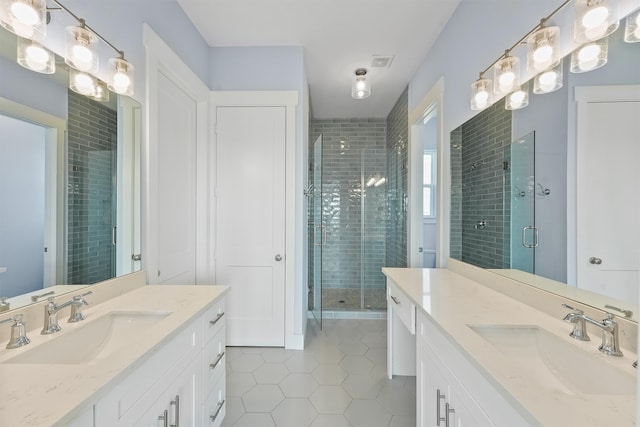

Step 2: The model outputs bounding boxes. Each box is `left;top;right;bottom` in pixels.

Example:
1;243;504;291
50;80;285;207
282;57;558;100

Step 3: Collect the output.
570;37;608;72
527;25;560;72
0;0;46;40
574;0;618;43
16;35;54;73
493;52;520;95
351;68;371;99
533;60;563;93
65;22;98;73
470;75;493;111
505;81;530;110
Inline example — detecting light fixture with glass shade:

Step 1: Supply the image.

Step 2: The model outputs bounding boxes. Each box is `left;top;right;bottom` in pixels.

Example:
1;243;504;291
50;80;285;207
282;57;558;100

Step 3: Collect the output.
351;68;370;99
65;23;98;73
570;37;608;72
574;0;619;43
108;56;135;96
527;25;560;72
505;81;530;110
88;80;109;102
0;0;46;40
624;8;640;42
493;53;520;96
17;36;54;73
533;60;564;93
470;75;493;111
69;69;97;96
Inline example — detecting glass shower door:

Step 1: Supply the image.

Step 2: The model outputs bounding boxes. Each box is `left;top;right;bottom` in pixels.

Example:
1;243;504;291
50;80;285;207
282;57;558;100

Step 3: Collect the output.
506;131;535;273
309;134;323;327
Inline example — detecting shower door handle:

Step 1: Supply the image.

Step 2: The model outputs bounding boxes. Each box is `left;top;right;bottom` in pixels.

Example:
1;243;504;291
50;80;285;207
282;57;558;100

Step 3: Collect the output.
521;226;539;248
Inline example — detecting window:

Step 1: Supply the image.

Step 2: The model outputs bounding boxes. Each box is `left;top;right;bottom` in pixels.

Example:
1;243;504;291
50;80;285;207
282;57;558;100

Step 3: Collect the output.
423;150;436;217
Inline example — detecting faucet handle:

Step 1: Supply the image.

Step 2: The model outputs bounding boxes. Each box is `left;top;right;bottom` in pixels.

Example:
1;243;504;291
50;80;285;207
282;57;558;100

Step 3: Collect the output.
562;303;590;341
562;303;583;314
1;314;31;349
69;291;92;323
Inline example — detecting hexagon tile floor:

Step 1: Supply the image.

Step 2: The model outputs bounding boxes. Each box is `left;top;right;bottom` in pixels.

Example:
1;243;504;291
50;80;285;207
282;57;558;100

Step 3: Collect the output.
222;318;416;427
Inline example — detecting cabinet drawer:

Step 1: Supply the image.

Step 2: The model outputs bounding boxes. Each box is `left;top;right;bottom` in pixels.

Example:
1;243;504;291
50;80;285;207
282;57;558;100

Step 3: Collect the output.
203;296;226;345
204;370;226;427
387;280;415;334
203;326;226;393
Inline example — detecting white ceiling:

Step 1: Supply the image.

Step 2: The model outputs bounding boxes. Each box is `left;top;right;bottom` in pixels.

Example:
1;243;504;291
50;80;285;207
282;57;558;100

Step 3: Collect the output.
177;0;461;119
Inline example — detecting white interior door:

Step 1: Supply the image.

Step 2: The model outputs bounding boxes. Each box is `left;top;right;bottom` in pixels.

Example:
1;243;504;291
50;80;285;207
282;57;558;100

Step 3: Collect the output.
576;87;640;303
215;106;286;346
154;72;198;284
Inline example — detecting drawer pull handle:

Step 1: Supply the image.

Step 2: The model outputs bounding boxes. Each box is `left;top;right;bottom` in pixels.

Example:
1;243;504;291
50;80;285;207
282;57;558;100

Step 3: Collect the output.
158;409;168;427
209;312;225;326
209;351;226;371
170;395;179;427
445;402;455;427
436;389;446;426
390;295;401;305
210;399;226;423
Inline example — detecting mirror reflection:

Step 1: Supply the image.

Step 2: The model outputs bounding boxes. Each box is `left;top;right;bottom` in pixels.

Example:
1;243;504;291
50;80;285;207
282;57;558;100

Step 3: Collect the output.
0;28;141;312
450;22;640;321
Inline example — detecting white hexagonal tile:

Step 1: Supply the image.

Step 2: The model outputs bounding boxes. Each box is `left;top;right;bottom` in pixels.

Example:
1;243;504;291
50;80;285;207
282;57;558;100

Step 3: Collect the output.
230;353;264;372
310;346;345;364
271;398;318;427
279;373;318;398
339;355;374;375
342;374;382;399
345;399;392;427
309;385;352;414
364;347;387;366
226;372;256;397
377;384;416;415
361;332;387;348
338;341;369;355
389;414;417;427
310;414;353;427
231;412;276;427
261;347;296;363
312;364;348;385
253;363;289;384
242;384;284;412
220;397;244;426
285;352;319;373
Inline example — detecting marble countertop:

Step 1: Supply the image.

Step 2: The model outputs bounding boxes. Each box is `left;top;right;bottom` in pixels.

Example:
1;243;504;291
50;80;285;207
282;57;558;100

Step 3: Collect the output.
0;284;228;426
382;267;637;427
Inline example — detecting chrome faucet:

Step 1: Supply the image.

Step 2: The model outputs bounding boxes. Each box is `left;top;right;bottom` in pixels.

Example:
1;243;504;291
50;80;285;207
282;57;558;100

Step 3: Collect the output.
41;291;91;334
562;304;590;341
562;304;623;357
0;314;30;349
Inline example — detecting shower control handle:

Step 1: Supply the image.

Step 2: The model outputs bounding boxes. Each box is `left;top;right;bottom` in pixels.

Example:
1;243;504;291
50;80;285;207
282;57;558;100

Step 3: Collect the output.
275;254;283;262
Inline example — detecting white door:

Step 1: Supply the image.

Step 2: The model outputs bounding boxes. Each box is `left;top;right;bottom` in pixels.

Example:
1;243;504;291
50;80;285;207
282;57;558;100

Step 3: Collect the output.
576;86;640;303
154;72;198;284
215;106;286;346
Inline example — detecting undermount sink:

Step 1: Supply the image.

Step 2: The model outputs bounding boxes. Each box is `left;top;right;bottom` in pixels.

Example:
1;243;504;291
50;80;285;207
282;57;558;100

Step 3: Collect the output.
468;324;635;396
4;311;171;365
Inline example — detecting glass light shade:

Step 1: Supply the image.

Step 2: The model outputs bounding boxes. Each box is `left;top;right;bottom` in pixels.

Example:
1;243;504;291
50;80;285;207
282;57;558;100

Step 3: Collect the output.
533;60;564;94
527;26;560;72
570;37;608;73
108;57;135;96
69;69;97;97
624;9;640;42
351;75;370;99
17;36;54;74
574;0;619;42
65;26;99;73
470;78;493;110
0;0;46;40
505;82;529;110
493;55;520;95
88;80;110;102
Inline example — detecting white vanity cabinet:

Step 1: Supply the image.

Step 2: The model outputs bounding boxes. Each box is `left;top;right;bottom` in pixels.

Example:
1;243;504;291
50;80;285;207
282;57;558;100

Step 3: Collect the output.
92;295;226;427
416;311;530;427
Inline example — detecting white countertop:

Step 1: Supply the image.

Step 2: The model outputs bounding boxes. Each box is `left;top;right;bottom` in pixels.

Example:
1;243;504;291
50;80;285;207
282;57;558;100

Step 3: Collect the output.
0;284;228;426
382;267;637;427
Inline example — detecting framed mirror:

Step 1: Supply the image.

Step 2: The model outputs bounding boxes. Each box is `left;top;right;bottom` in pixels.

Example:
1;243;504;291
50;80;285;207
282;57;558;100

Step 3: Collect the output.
0;28;141;312
450;18;640;321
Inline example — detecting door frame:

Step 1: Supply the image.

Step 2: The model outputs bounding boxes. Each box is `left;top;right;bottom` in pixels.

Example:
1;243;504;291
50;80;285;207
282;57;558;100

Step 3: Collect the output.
210;90;299;348
408;77;447;268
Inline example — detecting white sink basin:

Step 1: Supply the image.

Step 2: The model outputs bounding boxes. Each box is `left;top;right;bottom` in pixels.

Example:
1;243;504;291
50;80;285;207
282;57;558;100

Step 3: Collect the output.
468;324;635;396
4;311;171;365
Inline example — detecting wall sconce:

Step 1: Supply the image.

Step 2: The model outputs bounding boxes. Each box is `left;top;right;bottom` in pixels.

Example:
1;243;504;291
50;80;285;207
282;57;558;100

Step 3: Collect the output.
624;8;640;42
527;26;560;72
17;36;54;73
493;53;520;96
351;68;371;99
505;81;530;110
0;0;46;40
533;60;563;93
470;75;493;111
65;23;98;73
574;0;619;43
570;37;608;72
108;56;134;96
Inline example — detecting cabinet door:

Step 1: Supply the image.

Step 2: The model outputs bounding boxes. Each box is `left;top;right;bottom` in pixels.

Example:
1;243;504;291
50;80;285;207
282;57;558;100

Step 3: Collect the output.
417;339;450;427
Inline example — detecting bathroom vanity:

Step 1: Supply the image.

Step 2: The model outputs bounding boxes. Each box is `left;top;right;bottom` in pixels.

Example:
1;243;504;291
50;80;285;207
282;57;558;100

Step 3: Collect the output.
0;282;228;426
384;266;637;426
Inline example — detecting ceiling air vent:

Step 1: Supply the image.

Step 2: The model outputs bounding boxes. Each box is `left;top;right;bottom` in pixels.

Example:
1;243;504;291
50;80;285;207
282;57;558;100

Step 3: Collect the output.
370;55;394;68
